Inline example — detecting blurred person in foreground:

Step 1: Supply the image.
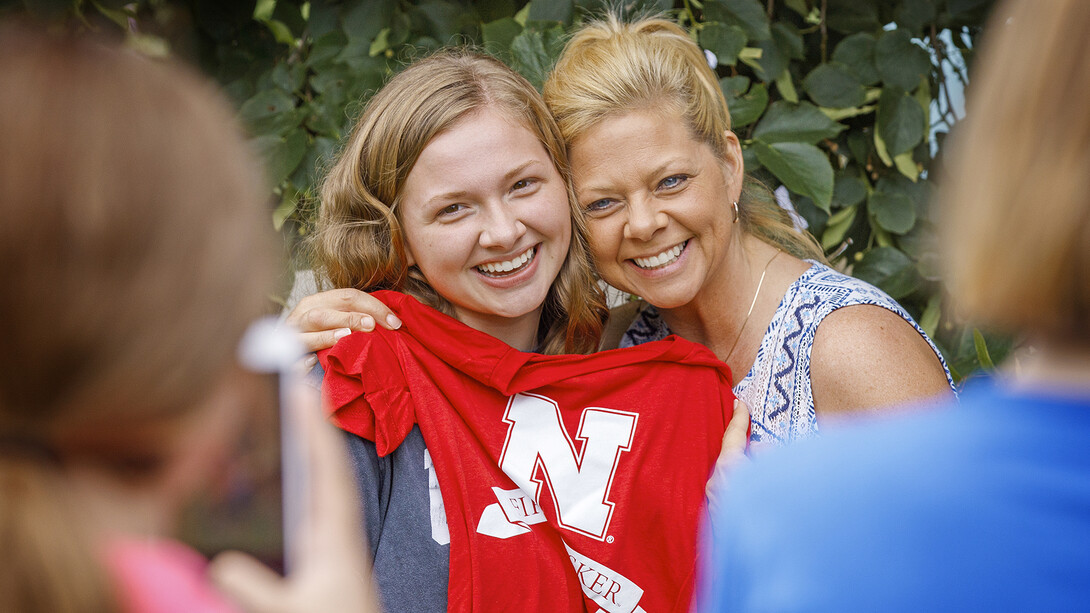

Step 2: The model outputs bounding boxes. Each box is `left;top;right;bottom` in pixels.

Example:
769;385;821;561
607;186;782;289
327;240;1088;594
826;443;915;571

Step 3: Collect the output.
0;24;374;613
699;0;1090;610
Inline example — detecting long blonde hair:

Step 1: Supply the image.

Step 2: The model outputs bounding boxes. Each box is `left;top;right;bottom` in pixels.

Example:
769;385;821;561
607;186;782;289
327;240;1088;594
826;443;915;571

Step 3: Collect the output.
313;49;607;354
544;14;824;262
0;25;275;613
940;0;1090;345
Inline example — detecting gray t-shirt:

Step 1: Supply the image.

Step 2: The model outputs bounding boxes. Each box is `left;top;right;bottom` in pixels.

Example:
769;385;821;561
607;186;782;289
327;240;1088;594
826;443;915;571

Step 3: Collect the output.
311;363;450;611
345;427;449;612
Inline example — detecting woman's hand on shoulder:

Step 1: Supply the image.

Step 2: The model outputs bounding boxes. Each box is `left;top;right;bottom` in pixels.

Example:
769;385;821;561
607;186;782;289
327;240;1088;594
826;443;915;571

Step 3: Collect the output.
286;288;401;354
810;304;953;418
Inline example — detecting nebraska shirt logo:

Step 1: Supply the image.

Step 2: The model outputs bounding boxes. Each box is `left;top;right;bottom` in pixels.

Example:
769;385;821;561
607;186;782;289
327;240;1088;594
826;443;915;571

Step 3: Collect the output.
476;392;638;541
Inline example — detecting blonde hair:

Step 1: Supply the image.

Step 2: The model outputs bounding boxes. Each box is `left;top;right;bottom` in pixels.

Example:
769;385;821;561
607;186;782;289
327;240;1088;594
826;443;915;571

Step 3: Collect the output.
0;25;275;613
544;14;824;262
940;0;1090;344
313;49;607;354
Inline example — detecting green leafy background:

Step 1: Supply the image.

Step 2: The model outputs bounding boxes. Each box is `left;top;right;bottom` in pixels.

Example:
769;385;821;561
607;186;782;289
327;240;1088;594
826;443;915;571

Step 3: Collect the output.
7;0;1007;380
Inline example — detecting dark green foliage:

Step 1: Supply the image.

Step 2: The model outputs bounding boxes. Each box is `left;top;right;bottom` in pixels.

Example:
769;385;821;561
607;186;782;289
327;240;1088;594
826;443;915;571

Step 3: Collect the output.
27;0;1002;379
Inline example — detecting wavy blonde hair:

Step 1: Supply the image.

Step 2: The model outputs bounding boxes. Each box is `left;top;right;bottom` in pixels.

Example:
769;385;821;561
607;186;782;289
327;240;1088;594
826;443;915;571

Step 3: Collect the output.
313;49;607;354
544;14;824;262
940;0;1090;344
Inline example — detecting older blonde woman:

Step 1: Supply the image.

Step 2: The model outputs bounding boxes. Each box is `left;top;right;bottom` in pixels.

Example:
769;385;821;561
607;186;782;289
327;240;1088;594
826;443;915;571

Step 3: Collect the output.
543;16;954;444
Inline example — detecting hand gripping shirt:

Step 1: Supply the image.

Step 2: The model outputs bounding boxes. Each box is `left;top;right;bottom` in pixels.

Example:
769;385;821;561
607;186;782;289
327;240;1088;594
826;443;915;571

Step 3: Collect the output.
319;291;737;613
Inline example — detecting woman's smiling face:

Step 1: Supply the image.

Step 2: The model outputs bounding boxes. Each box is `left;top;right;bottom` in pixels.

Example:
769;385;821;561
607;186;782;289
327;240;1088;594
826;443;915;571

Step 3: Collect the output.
398;106;572;347
569;107;744;309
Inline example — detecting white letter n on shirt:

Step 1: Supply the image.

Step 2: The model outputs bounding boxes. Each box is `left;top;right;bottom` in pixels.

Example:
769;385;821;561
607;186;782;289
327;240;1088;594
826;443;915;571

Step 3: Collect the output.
497;392;637;540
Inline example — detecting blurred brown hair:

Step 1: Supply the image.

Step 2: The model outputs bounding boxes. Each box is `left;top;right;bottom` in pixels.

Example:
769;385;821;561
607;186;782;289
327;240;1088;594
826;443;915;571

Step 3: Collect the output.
0;24;276;613
940;0;1090;345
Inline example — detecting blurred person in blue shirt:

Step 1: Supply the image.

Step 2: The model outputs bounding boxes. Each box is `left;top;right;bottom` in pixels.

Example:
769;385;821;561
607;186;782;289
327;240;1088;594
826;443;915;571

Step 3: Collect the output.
699;0;1090;610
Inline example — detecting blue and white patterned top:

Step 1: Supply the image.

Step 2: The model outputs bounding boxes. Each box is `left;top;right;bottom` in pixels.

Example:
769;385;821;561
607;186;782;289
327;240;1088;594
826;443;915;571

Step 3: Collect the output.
620;261;955;445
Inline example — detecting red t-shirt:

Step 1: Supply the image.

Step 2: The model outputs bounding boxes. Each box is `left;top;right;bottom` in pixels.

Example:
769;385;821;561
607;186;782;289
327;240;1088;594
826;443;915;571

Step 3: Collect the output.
320;291;736;613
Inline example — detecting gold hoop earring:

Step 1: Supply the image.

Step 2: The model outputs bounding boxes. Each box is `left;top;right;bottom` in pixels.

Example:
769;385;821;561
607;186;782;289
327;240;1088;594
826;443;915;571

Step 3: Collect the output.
731;200;740;223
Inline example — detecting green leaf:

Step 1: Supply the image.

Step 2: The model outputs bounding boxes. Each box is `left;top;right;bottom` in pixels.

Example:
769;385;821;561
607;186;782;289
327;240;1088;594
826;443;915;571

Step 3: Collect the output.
273;192;299;231
308;30;349;67
752;101;847;145
751;141;834;209
772;22;804;60
821;204;857;250
700;23;747;65
877;87;926;156
825;0;881;33
832;175;867;209
752;37;788;82
720;75;751;98
893;151;919;181
251;130;307;187
919;293;941;338
802;63;867;108
868;189;917;234
529;0;573;24
342;0;394;44
259;19;295;47
414;0;474;43
775;69;799;104
704;0;771;41
846;129;872;165
270;63;303;93
721;78;768;128
831;32;880;86
972;328;995;370
482;17;523;58
307;1;339;38
894;0;936;35
368;27;391;56
852;246;919;299
239;89;295;122
509;25;562;88
876;29;931;91
785;0;810;17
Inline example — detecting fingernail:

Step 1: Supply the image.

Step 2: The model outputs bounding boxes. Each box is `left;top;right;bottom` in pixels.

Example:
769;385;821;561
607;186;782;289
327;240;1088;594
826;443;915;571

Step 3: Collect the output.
303;355;318;370
333;327;352;340
386;314;402;329
360;315;375;331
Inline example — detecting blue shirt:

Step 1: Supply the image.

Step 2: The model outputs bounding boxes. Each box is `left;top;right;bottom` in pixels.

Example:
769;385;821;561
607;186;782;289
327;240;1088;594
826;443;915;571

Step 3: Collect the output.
701;378;1090;611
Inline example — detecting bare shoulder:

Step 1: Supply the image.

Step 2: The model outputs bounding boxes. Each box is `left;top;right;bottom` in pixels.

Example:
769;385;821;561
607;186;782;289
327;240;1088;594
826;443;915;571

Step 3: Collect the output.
810;304;953;417
599;300;644;350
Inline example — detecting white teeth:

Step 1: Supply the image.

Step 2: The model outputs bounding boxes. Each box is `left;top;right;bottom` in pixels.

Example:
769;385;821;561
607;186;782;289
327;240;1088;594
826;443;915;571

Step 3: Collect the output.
634;241;686;269
477;247;535;275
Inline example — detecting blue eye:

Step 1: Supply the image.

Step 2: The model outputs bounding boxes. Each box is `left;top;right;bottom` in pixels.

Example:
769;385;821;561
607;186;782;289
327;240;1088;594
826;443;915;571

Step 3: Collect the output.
659;174;688;190
585;198;616;213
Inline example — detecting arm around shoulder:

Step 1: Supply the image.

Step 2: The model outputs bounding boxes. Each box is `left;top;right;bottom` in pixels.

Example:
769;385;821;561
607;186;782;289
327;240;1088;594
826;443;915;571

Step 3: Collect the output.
810;304;953;418
598;300;644;351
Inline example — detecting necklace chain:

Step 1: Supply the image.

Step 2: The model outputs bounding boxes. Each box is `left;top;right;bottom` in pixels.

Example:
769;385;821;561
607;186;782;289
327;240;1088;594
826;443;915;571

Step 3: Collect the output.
724;249;781;363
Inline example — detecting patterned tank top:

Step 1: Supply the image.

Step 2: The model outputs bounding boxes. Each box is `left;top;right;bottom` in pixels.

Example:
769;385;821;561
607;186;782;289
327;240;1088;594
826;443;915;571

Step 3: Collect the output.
620;261;955;445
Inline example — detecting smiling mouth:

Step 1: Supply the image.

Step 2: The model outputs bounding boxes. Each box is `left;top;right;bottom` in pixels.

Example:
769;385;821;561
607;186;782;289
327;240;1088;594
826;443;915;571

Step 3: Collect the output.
633;240;688;270
477;246;536;277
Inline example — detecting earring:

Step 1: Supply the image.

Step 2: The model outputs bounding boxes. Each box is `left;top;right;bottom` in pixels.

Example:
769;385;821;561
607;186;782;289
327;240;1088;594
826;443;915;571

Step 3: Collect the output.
731;200;740;223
